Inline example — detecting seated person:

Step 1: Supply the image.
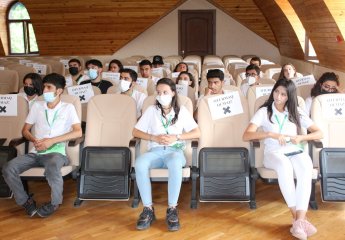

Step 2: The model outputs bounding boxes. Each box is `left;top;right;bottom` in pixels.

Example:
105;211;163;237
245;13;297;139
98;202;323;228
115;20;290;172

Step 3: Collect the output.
80;59;113;94
152;55;171;76
279;63;302;80
65;58;88;86
119;68;147;119
176;71;195;88
2;73;82;218
305;72;342;115
250;56;261;68
133;78;200;232
240;64;261;97
139;59;156;95
173;62;188;73
108;59;123;73
18;73;43;109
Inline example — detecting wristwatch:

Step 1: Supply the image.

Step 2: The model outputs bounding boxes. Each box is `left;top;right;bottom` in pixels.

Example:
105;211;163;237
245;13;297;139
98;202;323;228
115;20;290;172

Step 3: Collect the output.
176;134;181;141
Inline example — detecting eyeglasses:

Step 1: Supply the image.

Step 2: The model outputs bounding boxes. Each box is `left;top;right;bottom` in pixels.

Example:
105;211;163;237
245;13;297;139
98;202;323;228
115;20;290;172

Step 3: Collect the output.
322;84;337;92
245;73;257;77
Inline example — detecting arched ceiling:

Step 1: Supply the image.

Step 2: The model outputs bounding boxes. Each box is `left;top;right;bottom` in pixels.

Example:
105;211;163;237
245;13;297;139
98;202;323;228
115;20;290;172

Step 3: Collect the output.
0;0;344;71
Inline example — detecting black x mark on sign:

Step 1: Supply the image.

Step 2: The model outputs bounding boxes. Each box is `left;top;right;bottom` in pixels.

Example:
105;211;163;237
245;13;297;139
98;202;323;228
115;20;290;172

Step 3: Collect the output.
0;106;6;113
79;95;85;101
335;108;343;115
223;106;231;114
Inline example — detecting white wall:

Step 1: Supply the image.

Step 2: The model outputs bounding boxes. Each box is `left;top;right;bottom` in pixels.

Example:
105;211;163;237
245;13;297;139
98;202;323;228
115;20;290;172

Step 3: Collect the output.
111;0;280;63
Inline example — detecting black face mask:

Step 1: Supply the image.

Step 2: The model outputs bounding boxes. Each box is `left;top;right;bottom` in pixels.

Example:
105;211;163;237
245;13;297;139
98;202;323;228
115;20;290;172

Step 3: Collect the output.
69;67;79;76
24;86;37;96
321;89;335;94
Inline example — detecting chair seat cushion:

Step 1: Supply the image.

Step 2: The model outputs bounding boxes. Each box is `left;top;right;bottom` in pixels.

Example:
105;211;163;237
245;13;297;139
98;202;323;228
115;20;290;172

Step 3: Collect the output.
20;166;76;177
257;167;318;179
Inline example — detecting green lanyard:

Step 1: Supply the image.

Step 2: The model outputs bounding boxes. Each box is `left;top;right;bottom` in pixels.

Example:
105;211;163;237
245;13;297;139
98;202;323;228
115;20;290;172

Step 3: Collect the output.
274;114;287;133
161;115;172;134
45;109;59;130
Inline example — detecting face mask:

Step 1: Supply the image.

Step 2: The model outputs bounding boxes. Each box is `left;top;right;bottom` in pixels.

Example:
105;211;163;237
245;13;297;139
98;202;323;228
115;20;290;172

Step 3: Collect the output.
69;67;79;76
246;76;256;85
321;89;334;94
179;80;189;86
88;69;98;80
24;86;36;96
43;92;56;103
120;80;131;92
156;94;173;107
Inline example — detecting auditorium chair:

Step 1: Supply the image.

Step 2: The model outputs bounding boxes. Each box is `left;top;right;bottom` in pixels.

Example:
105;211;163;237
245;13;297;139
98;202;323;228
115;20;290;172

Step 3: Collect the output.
203;55;223;66
0;70;19;94
183;55;202;78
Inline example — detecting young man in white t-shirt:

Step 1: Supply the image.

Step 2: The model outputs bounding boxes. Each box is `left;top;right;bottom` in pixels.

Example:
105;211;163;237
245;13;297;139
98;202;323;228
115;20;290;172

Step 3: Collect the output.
2;73;82;218
65;58;89;87
119;68;147;119
240;64;261;97
139;59;158;95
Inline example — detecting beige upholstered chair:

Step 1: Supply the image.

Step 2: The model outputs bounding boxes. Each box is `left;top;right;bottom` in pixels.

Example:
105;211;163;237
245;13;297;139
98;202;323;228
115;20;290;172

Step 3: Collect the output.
197;90;256;209
131;95;198;208
0;70;19;94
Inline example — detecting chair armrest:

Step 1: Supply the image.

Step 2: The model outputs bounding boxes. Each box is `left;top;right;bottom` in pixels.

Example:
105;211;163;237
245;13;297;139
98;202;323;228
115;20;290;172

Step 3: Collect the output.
310;140;323;148
9;137;27;148
129;137;140;148
68;135;85;147
250;139;260;148
0;138;6;146
191;139;199;148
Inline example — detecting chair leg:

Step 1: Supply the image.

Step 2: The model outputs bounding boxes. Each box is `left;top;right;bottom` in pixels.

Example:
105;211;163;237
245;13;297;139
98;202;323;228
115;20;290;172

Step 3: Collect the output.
249;177;257;209
74;198;83;207
190;167;198;209
131;179;140;208
309;180;318;210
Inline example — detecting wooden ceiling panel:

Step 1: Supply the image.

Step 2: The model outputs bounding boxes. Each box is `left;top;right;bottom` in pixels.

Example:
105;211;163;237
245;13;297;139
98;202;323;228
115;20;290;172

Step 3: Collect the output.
289;0;345;71
208;0;277;46
21;0;185;55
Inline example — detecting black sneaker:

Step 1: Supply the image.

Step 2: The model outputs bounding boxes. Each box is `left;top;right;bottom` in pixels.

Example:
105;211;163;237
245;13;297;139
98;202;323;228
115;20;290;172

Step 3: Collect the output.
166;207;180;231
22;196;37;217
37;202;59;218
136;207;156;230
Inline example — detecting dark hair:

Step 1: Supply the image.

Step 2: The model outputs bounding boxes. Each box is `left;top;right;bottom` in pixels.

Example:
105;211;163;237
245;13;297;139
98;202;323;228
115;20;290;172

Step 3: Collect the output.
68;58;81;66
260;78;302;134
86;59;103;68
310;72;339;97
23;73;43;95
279;63;297;80
139;59;152;68
173;62;189;72
206;69;224;81
120;68;138;82
177;71;195;88
42;73;66;90
246;64;261;76
250;56;261;66
155;78;180;125
108;59;123;71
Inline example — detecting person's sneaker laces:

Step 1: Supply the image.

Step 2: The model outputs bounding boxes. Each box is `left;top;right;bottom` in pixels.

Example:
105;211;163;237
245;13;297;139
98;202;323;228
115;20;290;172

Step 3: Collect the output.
136;207;156;230
37;202;59;218
22;196;37;217
290;219;307;240
166;207;180;231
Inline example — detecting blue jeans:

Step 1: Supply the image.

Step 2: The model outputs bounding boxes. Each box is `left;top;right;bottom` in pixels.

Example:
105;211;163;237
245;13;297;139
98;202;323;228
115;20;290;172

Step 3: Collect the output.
2;153;69;206
135;146;186;207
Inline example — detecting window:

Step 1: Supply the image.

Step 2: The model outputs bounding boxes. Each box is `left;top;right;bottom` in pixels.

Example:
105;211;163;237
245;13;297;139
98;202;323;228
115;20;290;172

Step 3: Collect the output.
7;1;38;55
305;34;318;62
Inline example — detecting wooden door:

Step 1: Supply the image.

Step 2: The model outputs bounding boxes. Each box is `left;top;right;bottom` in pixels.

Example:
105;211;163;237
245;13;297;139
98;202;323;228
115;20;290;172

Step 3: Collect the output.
179;10;216;57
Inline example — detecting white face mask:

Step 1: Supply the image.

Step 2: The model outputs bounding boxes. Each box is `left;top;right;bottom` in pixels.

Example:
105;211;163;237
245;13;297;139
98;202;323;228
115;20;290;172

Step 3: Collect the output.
120;80;131;92
246;76;256;85
156;94;173;107
179;80;189;86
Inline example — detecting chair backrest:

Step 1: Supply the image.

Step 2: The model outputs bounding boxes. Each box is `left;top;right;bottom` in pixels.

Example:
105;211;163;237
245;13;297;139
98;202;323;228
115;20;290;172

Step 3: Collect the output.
197;90;250;150
247;84;274;118
183;55;202;77
0;70;19;94
296;84;313;100
203;55;223;65
79;86;101;122
140;95;194;166
84;94;137;148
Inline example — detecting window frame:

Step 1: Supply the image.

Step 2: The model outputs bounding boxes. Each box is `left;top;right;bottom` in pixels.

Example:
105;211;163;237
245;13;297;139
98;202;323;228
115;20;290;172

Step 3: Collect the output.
304;33;318;61
6;1;39;55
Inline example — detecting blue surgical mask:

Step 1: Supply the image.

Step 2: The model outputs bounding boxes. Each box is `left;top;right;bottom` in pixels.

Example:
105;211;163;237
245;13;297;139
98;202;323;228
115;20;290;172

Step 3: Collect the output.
88;69;98;80
43;92;56;103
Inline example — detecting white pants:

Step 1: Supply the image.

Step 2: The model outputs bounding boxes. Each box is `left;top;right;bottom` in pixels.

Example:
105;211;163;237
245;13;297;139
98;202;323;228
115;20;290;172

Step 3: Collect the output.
264;151;313;211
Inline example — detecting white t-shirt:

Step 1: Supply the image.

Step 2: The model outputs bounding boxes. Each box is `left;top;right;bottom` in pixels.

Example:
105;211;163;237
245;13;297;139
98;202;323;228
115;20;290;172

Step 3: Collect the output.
26;100;80;154
65;74;89;87
135;105;198;150
131;89;147;118
18;92;37;109
305;96;312;116
250;102;314;154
